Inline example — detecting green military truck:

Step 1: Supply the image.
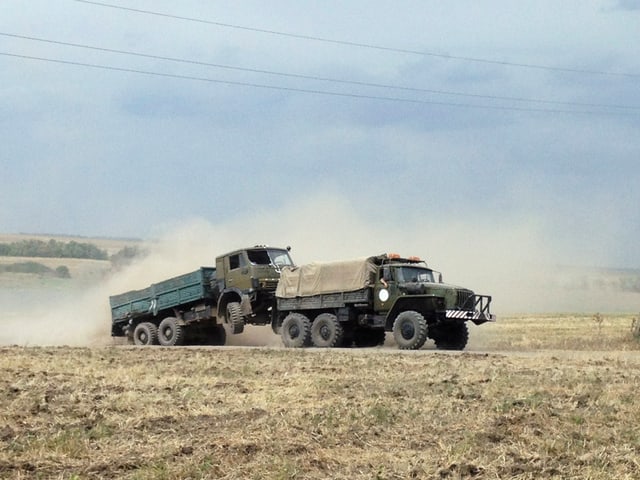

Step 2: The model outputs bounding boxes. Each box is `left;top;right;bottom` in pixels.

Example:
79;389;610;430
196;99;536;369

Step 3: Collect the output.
273;253;494;350
109;245;294;346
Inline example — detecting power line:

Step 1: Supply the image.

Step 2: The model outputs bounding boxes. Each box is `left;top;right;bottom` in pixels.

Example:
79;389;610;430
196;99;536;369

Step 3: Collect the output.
1;51;636;116
72;0;639;79
2;32;636;112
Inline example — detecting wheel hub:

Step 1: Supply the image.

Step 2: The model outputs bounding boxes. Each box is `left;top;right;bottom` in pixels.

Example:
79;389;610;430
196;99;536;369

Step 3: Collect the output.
401;322;415;339
320;325;331;340
288;325;300;339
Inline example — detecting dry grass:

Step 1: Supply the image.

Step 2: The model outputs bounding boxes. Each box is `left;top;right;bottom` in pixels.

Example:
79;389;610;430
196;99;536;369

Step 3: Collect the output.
468;313;639;352
2;315;640;479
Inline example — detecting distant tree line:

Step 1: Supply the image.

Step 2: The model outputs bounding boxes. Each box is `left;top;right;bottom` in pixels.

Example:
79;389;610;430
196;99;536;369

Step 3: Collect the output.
0;261;71;278
0;239;109;260
109;245;146;269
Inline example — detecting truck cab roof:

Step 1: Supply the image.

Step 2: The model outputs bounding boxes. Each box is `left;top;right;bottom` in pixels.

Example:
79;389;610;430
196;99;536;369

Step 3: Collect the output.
371;253;428;268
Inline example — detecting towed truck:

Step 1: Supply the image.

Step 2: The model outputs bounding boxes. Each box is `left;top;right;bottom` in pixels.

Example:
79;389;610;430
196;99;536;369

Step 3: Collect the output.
109;245;294;345
273;253;494;350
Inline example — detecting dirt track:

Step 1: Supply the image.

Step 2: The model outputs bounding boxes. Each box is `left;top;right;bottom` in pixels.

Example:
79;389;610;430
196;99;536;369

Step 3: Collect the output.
2;341;640;479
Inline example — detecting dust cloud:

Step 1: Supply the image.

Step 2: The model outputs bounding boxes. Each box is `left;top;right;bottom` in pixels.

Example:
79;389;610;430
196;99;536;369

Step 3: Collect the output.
1;194;637;347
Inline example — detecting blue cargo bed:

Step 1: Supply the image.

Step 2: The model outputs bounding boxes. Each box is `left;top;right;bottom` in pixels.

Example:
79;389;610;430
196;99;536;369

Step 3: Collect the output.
109;267;216;321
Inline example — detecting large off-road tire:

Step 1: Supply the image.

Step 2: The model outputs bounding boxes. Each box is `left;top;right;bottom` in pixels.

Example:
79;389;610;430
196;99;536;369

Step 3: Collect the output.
133;322;158;346
158;317;185;346
311;313;344;348
432;322;469;350
392;310;428;350
353;328;386;347
281;313;312;348
226;302;245;334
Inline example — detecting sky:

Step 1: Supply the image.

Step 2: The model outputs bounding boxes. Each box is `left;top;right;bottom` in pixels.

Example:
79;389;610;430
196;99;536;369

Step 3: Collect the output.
1;0;640;276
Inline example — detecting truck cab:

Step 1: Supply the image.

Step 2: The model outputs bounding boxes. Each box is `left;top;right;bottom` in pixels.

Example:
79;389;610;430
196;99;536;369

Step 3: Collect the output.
373;260;438;312
372;254;493;326
215;245;294;332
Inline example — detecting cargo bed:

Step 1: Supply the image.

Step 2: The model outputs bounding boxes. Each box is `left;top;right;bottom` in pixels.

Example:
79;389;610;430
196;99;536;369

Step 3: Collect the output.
109;267;217;321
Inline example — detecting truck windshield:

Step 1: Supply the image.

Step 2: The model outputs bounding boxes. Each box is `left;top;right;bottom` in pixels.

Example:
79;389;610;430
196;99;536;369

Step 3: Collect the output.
268;249;294;267
394;266;435;283
247;249;293;267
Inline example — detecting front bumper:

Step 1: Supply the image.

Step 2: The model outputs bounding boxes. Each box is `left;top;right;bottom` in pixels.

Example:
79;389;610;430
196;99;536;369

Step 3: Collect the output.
446;309;496;323
446;294;495;325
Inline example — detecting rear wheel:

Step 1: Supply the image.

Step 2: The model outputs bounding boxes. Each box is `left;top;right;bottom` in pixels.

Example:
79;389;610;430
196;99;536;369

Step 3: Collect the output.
281;313;312;348
311;313;344;348
226;302;244;334
433;322;469;350
133;322;158;346
158;317;185;346
392;310;428;350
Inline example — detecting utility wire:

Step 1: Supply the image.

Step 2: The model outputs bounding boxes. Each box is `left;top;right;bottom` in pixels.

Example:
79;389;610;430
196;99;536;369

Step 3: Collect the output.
1;32;636;111
72;0;639;79
1;51;636;116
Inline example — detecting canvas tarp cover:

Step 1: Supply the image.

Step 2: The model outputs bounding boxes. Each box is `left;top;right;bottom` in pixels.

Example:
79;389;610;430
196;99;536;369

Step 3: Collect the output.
276;257;377;298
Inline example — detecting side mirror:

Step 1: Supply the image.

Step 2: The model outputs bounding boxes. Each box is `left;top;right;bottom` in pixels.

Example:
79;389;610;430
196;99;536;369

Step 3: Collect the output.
438;273;443;283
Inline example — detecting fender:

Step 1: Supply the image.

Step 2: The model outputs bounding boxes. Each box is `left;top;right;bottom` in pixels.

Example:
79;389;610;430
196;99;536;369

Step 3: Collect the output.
217;288;253;319
384;294;446;330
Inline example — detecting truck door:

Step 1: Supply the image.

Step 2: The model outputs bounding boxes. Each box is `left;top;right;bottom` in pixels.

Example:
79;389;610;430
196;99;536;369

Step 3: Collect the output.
225;252;249;291
373;266;395;313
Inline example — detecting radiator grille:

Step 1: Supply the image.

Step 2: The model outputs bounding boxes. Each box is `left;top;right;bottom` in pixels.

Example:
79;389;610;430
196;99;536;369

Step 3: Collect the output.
455;290;475;309
260;279;279;290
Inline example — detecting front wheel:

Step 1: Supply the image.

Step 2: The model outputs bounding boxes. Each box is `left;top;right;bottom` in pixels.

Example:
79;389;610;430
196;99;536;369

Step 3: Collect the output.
311;313;344;348
281;313;312;348
226;302;245;334
392;311;428;350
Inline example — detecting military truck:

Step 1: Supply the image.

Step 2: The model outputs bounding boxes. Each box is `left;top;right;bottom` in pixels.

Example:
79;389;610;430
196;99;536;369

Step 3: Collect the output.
273;253;494;350
109;245;294;346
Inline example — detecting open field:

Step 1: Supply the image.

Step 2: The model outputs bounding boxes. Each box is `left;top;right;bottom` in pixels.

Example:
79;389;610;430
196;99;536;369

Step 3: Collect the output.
466;313;640;352
2;315;640;479
0;233;142;288
0;258;112;285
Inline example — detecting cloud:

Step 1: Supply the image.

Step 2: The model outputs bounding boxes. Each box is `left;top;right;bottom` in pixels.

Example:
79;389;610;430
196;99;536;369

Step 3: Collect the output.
1;1;639;275
612;0;640;10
